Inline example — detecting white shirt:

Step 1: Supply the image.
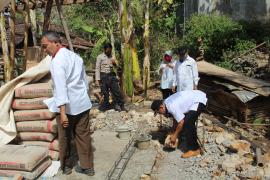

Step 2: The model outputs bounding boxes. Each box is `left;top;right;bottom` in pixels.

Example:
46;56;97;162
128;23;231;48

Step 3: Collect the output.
164;90;207;122
159;61;175;89
173;55;199;91
44;48;92;115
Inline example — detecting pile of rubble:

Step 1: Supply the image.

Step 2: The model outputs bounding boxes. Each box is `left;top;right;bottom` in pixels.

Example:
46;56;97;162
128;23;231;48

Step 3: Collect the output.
232;50;270;80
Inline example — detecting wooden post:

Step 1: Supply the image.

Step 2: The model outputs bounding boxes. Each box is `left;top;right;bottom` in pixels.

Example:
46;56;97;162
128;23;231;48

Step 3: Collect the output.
9;0;16;79
30;8;37;46
43;0;53;33
55;0;74;51
0;12;11;82
143;0;150;99
23;0;30;72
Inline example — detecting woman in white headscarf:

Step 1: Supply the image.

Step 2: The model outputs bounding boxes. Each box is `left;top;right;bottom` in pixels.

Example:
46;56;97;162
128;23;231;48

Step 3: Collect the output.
158;50;175;99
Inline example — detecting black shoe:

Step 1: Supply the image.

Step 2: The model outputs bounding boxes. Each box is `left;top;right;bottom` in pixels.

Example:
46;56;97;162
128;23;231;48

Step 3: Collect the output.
120;105;128;112
62;167;72;175
98;105;111;112
114;105;121;112
75;165;95;176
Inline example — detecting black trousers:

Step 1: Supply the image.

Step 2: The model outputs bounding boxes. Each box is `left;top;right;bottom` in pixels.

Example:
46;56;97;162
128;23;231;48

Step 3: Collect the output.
100;72;124;107
161;88;173;100
183;103;205;151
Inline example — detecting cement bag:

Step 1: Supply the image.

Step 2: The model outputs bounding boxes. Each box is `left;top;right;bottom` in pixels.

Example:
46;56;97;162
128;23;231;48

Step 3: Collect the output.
16;119;57;133
18;132;56;142
20;139;59;151
14;109;56;121
12;97;48;110
0;157;51;180
49;150;59;160
0;145;48;171
15;83;52;99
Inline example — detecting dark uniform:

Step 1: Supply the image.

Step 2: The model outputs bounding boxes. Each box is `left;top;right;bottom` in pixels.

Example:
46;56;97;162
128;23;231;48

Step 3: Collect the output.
95;52;124;111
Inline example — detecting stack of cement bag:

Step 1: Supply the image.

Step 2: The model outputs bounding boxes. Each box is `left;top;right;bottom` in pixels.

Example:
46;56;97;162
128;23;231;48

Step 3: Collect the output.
12;83;60;160
0;145;51;179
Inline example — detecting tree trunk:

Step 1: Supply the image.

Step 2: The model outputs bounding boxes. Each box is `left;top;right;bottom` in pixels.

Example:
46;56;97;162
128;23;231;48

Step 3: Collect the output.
23;0;30;72
130;34;143;94
0;13;11;82
9;0;16;79
143;0;150;98
55;0;74;51
120;0;133;97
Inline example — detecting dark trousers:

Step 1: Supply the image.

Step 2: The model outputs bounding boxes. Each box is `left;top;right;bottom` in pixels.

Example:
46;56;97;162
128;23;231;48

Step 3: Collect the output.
100;72;124;107
183;103;205;151
161;88;173;100
56;109;93;170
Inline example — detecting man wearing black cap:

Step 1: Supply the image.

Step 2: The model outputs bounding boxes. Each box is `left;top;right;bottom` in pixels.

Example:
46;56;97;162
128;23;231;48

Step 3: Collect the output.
151;90;207;158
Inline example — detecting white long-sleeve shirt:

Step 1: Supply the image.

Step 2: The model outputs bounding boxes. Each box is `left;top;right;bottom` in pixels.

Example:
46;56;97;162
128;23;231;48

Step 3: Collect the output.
164;90;207;122
159;61;175;89
173;55;199;91
44;48;92;115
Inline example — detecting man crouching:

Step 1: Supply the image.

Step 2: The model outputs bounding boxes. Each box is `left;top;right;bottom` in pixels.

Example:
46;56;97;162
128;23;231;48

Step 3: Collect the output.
151;90;207;158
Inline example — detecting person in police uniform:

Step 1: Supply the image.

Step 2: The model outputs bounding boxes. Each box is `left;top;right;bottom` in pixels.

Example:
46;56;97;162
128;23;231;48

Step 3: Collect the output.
95;43;126;112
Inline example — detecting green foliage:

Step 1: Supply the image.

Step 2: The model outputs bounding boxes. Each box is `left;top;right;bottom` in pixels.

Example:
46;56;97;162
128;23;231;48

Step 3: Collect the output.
90;36;107;64
234;39;256;53
184;14;244;62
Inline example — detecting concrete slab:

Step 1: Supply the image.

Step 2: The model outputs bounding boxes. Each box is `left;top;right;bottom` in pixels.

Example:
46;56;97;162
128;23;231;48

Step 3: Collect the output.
120;145;157;180
50;130;129;180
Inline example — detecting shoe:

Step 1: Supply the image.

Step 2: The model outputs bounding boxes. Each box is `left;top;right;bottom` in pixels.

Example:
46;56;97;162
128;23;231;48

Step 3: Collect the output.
62;167;72;175
75;165;95;176
181;149;201;158
120;105;128;112
98;105;111;112
114;105;121;112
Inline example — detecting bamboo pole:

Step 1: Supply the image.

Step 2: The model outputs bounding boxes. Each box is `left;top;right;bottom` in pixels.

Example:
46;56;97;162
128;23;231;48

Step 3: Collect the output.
23;0;30;72
0;13;11;82
55;0;74;51
9;0;16;79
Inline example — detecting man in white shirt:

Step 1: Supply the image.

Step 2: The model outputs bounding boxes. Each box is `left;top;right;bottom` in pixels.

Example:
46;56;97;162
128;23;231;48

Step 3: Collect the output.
151;90;207;158
41;31;94;176
172;46;199;92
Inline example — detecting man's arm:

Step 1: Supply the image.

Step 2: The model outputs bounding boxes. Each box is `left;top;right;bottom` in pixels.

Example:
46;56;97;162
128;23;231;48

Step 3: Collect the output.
192;61;199;90
95;55;101;85
60;105;69;128
170;120;184;146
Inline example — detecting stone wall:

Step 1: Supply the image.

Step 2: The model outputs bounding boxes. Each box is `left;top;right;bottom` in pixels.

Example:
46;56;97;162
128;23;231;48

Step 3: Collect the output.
185;0;270;22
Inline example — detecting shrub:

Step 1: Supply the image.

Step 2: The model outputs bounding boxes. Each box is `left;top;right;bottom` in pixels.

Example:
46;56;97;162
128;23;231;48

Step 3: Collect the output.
184;14;244;62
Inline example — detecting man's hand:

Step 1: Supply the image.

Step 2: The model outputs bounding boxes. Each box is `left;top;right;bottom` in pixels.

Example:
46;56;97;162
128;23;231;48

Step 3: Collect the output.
111;59;117;66
172;86;176;93
60;113;69;128
166;64;174;69
95;80;100;86
169;134;177;147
